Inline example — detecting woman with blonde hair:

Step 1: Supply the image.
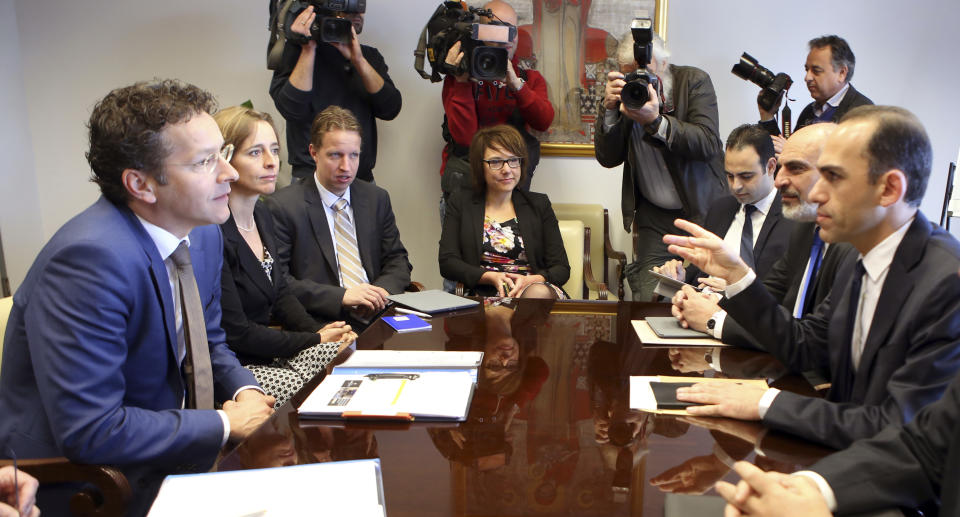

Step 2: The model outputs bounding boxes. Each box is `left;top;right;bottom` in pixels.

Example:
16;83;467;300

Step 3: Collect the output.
214;106;355;407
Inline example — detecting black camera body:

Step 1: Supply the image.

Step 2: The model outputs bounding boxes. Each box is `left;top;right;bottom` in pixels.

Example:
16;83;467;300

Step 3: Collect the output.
284;0;366;45
732;53;793;113
620;17;660;110
421;2;516;82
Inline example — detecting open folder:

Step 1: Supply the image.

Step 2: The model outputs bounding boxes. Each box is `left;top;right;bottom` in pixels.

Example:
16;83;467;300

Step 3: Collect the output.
299;371;476;421
147;459;386;517
630;375;769;415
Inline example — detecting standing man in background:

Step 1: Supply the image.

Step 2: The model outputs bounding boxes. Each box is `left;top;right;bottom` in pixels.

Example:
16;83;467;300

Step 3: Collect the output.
271;4;402;182
595;32;725;301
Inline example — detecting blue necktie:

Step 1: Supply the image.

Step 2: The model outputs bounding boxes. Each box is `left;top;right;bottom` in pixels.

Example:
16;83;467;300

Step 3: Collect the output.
739;204;758;268
814;104;837;123
794;227;825;318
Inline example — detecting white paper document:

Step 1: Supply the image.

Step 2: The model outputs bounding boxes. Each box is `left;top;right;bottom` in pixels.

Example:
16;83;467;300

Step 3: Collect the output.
299;371;476;421
338;350;483;369
147;459;385;517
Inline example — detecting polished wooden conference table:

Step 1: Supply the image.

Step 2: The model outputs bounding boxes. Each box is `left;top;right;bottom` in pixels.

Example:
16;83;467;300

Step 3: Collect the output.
217;299;833;516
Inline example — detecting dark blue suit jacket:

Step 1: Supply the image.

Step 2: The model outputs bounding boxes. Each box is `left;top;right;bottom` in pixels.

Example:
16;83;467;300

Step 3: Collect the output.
0;198;256;496
721;213;960;449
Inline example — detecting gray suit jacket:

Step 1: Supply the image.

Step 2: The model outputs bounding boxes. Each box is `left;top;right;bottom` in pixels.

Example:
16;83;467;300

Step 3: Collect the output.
594;64;727;230
267;178;412;320
721;213;960;449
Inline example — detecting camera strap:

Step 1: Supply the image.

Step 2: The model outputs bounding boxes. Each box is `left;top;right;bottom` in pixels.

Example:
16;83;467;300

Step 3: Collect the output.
267;0;299;70
414;23;436;81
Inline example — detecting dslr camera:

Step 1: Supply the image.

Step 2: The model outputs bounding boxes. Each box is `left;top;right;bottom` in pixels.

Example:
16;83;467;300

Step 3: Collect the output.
620;17;660;110
732;53;793;113
416;1;517;82
284;0;366;45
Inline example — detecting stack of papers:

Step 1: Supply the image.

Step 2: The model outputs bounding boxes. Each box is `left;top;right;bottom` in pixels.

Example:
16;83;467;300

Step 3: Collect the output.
299;371;475;421
333;350;484;382
147;459;385;516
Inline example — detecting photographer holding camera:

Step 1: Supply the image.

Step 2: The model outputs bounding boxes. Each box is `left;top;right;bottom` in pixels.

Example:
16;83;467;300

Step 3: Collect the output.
595;27;725;301
438;0;554;211
270;2;401;182
758;35;872;145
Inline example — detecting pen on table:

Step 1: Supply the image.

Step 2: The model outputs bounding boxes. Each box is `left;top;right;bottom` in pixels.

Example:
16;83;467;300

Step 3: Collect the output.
394;307;432;319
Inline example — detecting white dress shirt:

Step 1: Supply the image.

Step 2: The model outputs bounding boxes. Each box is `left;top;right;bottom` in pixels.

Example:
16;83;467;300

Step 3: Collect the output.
721;186;777;253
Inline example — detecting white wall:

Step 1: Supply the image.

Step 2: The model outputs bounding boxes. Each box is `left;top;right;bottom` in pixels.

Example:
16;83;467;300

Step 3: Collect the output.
7;0;960;293
0;0;43;291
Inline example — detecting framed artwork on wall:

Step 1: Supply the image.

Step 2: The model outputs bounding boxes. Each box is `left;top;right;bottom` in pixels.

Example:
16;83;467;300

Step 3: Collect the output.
510;0;669;157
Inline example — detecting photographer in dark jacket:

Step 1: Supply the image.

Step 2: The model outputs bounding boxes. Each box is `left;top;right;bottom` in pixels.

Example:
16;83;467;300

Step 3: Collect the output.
270;4;401;182
595;32;725;301
759;35;872;153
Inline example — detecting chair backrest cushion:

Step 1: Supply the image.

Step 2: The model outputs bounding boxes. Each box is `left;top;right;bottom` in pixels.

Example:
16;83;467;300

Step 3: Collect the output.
557;220;584;299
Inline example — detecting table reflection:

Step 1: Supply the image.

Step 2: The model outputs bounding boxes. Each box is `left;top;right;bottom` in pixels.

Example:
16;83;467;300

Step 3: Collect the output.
218;299;834;517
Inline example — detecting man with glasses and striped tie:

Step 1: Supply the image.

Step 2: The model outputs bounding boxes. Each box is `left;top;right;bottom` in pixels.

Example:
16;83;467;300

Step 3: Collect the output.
268;106;412;326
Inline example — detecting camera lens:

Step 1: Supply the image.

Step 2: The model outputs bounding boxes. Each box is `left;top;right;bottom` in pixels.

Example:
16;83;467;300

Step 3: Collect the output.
470;47;507;80
621;74;650;110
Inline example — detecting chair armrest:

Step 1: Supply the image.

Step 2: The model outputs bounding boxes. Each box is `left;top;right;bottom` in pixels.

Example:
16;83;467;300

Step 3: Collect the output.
582;228;609;300
455;282;467;296
0;457;131;517
405;281;425;292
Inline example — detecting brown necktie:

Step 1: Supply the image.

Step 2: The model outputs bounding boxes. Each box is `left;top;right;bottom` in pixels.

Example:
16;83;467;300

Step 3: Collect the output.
170;242;215;410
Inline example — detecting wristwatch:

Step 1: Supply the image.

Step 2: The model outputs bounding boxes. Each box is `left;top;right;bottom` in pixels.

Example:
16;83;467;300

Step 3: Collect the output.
706;317;717;331
703;350;714;364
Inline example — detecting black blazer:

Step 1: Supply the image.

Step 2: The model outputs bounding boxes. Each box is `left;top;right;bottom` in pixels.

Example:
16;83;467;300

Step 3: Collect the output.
267;177;412;320
595;64;727;229
720;212;960;449
220;202;326;365
761;84;873;136
812;368;960;514
685;193;793;283
721;222;857;349
439;189;570;295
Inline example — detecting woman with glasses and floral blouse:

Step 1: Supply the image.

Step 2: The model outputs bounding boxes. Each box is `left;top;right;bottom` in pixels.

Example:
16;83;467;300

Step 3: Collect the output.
214;106;356;407
439;124;570;298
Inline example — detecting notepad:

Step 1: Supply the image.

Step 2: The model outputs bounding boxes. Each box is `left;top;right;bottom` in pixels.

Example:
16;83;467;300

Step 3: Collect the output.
632;320;727;347
299;371;476;421
147;459;386;517
382;314;432;333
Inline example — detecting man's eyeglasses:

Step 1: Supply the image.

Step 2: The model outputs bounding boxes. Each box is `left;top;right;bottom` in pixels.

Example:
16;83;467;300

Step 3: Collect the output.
177;144;235;175
483;157;522;170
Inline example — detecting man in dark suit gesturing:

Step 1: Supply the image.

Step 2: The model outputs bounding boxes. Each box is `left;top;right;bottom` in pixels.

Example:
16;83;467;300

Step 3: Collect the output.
655;124;792;285
0;80;275;514
667;105;960;450
268;106;412;322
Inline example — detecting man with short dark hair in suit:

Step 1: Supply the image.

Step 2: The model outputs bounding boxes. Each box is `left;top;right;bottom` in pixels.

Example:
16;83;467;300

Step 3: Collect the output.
0;80;275;515
268;106;412;323
654;124;792;285
666;105;960;450
760;35;873;153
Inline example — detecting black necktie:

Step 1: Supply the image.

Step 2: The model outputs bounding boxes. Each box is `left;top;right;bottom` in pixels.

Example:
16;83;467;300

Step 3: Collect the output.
739;204;758;268
832;259;865;402
170;242;215;410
